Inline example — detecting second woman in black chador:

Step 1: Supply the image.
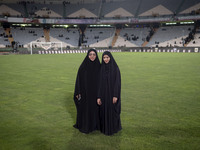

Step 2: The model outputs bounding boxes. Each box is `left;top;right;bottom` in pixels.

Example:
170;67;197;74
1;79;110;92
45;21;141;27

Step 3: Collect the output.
73;49;100;133
97;51;122;135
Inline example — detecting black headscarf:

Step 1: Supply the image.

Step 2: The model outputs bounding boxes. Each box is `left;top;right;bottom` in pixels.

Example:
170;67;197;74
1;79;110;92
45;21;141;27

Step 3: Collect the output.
79;49;100;72
74;49;100;98
99;51;121;99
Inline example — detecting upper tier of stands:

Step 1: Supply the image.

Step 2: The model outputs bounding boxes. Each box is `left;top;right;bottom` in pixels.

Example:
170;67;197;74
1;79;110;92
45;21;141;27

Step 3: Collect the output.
1;0;199;18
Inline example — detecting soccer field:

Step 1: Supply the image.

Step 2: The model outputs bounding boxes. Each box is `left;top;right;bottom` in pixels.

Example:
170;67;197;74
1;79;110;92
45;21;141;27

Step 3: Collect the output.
0;52;200;150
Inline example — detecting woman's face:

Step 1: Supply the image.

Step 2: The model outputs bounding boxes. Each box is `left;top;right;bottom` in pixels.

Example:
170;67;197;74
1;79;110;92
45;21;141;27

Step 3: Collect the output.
88;51;96;61
103;54;110;64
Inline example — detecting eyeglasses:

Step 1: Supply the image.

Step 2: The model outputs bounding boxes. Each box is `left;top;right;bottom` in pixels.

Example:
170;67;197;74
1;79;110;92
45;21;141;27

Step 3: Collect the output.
89;53;96;56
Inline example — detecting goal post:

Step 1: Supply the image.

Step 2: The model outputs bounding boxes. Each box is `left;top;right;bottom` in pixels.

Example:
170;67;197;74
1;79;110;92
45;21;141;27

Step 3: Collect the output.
30;42;63;55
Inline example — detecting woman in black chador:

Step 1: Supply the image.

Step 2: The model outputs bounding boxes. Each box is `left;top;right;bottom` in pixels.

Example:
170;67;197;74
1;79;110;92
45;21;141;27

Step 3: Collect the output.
97;51;122;135
74;49;100;133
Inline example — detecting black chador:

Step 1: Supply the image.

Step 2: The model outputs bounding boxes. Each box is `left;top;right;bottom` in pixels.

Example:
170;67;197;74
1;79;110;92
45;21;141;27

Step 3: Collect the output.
73;49;100;133
98;51;122;135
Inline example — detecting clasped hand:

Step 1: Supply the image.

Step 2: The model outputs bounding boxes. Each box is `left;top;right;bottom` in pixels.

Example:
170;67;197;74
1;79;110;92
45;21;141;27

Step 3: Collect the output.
97;97;117;105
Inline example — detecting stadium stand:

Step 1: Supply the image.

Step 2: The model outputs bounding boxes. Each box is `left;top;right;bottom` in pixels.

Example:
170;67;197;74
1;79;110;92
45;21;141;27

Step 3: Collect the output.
101;0;138;18
115;27;150;47
0;4;23;17
137;0;180;17
178;0;200;15
1;0;200;18
0;0;199;54
146;25;193;47
0;27;11;48
65;2;100;18
26;3;63;18
11;27;45;47
187;27;200;46
49;27;79;47
83;27;115;47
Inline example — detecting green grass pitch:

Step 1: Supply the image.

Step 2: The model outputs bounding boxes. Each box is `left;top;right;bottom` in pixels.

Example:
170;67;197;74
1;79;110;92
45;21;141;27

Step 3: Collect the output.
0;52;200;150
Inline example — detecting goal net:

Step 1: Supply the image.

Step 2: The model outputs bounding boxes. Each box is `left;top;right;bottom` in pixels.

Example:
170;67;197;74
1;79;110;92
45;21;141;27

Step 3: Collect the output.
30;42;63;54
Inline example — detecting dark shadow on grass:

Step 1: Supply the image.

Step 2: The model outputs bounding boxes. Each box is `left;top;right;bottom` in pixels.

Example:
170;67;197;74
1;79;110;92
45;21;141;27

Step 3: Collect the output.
64;91;122;149
67;129;122;150
29;137;51;150
64;91;76;125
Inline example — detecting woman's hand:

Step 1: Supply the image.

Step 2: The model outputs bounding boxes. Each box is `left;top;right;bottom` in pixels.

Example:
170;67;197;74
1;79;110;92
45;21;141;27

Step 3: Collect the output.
97;98;102;105
113;97;118;104
76;94;81;100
